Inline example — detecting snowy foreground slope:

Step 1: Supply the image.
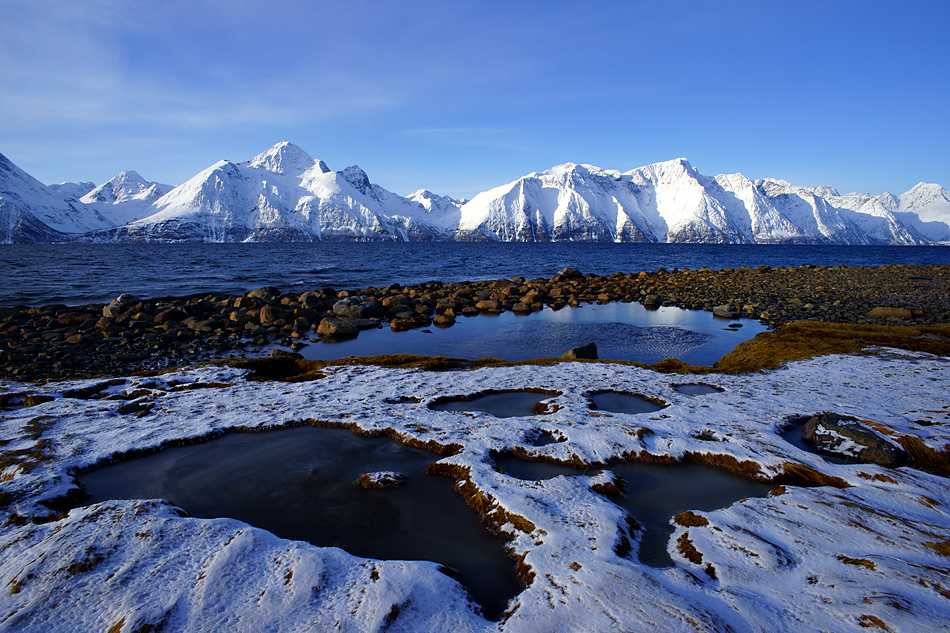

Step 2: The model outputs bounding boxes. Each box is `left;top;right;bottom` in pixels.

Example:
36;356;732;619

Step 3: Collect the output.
2;143;949;243
1;350;949;632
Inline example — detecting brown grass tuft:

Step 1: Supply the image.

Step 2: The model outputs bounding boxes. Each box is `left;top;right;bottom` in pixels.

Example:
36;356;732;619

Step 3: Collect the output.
682;451;763;479
713;321;950;374
837;555;877;570
857;614;890;630
897;435;950;475
677;531;703;564
924;540;950;557
674;511;709;527
857;472;899;484
106;619;126;633
774;462;850;488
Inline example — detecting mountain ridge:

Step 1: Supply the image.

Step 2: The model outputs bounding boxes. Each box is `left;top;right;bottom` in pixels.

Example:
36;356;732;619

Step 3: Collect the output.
1;143;947;245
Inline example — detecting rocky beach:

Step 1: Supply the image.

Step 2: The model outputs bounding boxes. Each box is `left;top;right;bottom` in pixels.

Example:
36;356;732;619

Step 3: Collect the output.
2;261;950;631
1;263;949;382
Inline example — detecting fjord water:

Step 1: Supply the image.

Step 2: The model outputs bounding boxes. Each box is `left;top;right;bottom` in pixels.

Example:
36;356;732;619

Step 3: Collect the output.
3;242;949;307
76;426;522;621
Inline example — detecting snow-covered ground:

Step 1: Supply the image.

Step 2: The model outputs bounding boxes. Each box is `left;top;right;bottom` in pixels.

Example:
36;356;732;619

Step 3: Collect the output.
1;350;948;631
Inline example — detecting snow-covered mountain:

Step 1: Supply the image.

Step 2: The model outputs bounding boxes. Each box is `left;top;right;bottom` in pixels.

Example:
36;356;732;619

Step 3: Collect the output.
457;158;933;245
48;180;96;200
1;144;947;244
90;142;460;242
0;151;169;242
79;171;171;229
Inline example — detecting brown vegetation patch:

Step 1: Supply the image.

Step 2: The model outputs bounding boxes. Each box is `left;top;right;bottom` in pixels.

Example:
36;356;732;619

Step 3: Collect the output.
857;614;890;630
837;555;877;570
858;472;899;484
674;511;709;527
682;451;764;479
896;435;950;476
677;531;703;564
353;472;405;490
711;321;950;374
63;547;105;575
925;540;950;557
589;472;624;497
773;462;850;488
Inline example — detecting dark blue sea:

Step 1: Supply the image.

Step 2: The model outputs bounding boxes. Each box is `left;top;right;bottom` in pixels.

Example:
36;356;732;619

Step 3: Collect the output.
2;242;948;307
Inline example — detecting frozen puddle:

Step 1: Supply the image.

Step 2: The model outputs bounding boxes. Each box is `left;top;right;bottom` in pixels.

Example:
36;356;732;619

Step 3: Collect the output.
75;426;522;620
673;383;724;396
429;390;557;418
492;455;773;567
588;390;668;414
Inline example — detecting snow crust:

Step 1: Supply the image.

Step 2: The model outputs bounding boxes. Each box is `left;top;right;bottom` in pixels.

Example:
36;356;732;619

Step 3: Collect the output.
1;349;949;631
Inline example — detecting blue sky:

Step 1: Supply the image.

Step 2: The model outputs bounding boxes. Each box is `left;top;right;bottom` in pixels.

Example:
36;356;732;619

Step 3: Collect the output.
1;0;947;199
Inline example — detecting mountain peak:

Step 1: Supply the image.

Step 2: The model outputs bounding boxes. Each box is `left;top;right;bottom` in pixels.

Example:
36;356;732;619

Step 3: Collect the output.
340;165;372;195
247;142;315;175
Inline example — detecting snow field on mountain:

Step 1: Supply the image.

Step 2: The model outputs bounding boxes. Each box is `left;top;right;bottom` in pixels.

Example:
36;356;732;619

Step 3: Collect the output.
1;350;948;631
3;142;948;243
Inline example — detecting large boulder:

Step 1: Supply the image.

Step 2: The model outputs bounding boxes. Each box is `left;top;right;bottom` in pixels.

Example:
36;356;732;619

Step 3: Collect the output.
474;300;502;312
802;414;907;467
317;317;359;337
552;267;584;281
713;304;739;318
867;306;913;319
154;308;188;325
259;305;285;325
247;287;281;300
562;342;598;360
333;298;383;319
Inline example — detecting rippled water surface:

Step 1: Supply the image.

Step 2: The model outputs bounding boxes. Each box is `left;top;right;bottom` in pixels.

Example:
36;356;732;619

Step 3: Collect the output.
3;242;948;306
299;301;769;366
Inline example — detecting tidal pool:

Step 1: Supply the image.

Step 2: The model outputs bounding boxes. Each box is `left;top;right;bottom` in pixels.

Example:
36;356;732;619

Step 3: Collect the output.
492;455;773;567
780;423;851;465
429;391;552;418
75;426;522;620
673;383;724;396
589;391;667;414
298;302;769;366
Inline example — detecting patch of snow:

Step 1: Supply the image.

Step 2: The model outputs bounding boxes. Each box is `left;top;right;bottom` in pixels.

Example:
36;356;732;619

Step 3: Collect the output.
1;349;949;630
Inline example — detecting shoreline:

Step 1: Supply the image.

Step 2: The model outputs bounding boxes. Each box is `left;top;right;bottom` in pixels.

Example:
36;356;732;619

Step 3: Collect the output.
2;263;949;382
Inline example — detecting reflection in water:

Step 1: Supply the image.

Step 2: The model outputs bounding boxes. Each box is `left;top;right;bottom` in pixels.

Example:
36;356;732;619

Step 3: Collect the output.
493;455;772;567
299;302;769;366
75;427;522;621
780;423;851;465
